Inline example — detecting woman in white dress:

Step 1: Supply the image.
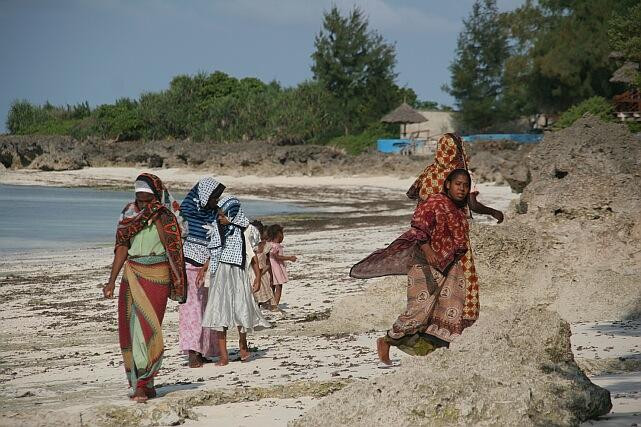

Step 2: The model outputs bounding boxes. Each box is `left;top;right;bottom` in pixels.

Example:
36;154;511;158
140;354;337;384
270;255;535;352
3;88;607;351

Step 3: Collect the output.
202;195;270;365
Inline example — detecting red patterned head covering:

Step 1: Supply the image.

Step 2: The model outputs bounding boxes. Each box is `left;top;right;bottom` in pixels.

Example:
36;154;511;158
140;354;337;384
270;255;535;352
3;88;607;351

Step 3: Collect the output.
115;173;187;303
407;133;469;202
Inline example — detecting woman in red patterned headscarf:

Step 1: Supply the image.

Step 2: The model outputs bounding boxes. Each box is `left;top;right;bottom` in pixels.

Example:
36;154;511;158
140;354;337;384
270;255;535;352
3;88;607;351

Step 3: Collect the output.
406;133;470;202
351;169;479;364
102;173;187;402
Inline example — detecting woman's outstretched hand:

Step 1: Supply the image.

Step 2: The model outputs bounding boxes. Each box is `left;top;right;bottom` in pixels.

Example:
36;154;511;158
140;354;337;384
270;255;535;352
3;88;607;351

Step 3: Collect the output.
102;281;116;299
492;210;504;224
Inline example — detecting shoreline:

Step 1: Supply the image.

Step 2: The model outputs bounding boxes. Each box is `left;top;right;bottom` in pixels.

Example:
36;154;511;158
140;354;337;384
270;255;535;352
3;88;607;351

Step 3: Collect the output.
0;167;419;192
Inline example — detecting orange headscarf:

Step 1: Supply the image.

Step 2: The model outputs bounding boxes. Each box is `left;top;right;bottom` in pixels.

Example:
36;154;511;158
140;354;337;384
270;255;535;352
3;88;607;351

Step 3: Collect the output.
406;133;469;201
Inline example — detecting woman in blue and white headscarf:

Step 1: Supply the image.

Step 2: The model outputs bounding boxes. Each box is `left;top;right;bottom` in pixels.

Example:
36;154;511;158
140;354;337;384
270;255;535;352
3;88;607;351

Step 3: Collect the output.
178;177;225;368
202;195;270;365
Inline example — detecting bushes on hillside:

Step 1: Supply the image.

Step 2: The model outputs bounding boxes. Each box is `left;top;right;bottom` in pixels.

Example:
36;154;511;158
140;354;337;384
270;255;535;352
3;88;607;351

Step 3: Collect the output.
6;72;354;144
6;100;90;135
554;97;615;129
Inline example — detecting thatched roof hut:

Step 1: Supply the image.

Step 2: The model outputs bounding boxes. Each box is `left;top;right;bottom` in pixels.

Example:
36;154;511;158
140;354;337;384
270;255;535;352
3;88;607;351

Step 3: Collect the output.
381;102;427;124
381;103;427;138
610;61;639;84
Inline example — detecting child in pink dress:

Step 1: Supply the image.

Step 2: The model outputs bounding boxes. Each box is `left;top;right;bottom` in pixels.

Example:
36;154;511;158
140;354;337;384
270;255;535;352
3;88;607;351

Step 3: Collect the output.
267;224;297;308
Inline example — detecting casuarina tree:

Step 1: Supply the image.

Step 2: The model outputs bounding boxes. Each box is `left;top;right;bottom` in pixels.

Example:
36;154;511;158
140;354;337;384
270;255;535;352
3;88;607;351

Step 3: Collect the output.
311;6;400;135
444;0;510;133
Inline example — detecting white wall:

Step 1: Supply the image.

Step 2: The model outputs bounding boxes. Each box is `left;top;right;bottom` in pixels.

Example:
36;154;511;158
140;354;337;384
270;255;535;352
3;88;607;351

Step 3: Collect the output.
403;111;456;140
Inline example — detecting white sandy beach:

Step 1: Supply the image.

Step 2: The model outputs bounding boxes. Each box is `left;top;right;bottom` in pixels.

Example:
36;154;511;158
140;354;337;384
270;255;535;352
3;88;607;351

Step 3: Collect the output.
0;168;639;426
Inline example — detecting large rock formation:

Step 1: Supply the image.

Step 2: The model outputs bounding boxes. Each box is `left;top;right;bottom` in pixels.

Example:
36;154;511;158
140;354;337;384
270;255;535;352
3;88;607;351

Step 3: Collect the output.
0;134;542;180
519;117;641;221
466;140;534;187
0;135;433;177
292;308;612;426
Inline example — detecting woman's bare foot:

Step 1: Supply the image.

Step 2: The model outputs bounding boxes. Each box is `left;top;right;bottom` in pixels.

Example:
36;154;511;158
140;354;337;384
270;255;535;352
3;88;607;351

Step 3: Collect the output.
132;387;148;403
215;330;228;366
188;351;203;368
239;349;251;362
238;331;250;362
377;337;392;365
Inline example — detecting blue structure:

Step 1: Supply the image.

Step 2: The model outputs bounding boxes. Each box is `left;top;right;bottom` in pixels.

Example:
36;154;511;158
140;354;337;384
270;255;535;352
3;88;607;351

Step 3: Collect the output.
377;139;410;153
462;133;542;144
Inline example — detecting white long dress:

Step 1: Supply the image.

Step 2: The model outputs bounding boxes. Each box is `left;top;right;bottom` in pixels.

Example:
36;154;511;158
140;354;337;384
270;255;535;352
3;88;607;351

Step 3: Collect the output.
202;228;270;332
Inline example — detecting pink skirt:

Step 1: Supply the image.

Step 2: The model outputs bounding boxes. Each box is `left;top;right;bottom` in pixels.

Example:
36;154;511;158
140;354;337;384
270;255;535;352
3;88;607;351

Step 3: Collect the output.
178;263;218;357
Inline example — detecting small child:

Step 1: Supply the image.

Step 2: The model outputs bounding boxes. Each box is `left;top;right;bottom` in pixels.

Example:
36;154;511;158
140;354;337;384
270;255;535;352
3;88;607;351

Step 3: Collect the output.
249;221;276;309
266;224;297;308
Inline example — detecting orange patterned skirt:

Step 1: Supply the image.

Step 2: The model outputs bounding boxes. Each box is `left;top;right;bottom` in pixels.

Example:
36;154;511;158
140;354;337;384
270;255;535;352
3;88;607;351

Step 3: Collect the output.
385;262;474;353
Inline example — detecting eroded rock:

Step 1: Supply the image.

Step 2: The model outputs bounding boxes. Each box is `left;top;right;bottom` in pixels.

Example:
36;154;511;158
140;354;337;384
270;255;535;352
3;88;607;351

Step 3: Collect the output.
292;308;612;426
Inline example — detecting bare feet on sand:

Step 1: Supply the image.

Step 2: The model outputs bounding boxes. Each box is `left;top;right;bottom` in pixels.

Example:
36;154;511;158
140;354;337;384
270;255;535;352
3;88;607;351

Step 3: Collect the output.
188;350;204;368
239;348;251;362
377;337;392;365
215;356;229;366
239;335;251;362
131;387;149;403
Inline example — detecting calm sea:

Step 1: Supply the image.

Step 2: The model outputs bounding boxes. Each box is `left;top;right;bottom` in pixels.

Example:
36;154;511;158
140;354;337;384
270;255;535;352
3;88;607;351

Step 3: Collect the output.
0;184;308;254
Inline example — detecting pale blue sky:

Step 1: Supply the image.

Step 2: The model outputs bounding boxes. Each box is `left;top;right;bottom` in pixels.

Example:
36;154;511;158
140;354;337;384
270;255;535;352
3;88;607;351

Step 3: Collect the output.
0;0;525;132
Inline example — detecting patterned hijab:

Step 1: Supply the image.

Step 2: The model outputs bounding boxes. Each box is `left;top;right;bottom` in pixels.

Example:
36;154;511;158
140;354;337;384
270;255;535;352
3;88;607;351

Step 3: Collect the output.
196;177;225;210
406;133;469;202
115;173;187;303
182;177;225;239
206;195;250;269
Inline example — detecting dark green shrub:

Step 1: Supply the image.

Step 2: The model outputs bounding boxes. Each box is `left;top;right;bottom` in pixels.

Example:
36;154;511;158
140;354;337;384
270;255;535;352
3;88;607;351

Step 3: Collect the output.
94;98;143;140
6;100;87;135
554;97;615;129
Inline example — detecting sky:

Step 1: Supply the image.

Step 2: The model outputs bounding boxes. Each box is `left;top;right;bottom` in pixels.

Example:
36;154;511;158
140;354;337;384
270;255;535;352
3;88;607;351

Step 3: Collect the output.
0;0;526;133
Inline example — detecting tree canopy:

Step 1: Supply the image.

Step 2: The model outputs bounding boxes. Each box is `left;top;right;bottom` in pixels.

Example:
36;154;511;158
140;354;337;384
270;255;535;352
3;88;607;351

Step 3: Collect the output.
608;1;641;87
311;6;407;134
447;0;638;131
444;0;510;132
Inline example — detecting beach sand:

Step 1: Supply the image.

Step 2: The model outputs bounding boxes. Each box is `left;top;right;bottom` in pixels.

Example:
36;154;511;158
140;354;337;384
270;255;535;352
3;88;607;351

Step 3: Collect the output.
0;168;639;426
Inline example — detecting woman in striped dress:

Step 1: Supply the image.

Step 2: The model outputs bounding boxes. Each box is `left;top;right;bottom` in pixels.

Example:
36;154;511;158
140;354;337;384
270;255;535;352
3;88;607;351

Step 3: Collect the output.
179;177;226;368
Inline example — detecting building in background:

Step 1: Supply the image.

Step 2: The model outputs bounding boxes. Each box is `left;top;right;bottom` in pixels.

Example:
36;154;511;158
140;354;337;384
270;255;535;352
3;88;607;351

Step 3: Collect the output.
403;111;456;141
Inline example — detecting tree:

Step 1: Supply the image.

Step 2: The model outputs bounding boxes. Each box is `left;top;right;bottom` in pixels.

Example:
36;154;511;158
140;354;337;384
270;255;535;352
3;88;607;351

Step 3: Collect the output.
445;0;510;132
608;2;641;87
503;0;636;113
94;98;143;141
311;6;399;134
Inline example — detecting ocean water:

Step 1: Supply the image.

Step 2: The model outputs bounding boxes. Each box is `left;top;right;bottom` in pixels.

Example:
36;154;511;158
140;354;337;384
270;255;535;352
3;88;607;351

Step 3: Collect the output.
0;184;308;254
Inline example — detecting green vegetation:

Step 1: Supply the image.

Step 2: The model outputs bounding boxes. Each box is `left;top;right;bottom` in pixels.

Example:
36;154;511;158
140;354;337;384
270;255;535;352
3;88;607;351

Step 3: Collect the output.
6;100;90;135
609;2;641;88
6;7;430;149
8;2;640;143
444;0;510;133
312;6;411;135
447;0;640;132
553;97;615;129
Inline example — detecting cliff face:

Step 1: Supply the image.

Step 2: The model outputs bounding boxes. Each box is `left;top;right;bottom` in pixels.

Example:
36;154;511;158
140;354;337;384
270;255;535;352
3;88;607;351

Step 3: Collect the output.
0;135;430;177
